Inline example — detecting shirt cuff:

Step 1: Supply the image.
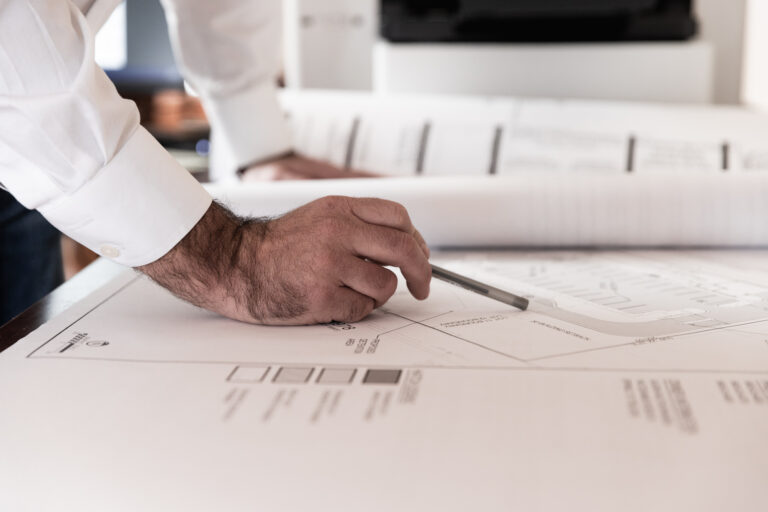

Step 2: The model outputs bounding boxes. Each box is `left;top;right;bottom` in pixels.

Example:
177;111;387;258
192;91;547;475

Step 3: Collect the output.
38;127;212;267
203;81;292;182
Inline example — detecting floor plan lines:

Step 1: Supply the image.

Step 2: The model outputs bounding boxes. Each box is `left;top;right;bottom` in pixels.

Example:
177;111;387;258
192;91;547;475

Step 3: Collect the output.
22;251;768;374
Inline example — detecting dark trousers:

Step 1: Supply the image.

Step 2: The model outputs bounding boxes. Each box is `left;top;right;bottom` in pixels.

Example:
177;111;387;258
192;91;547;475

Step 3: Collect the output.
0;190;63;326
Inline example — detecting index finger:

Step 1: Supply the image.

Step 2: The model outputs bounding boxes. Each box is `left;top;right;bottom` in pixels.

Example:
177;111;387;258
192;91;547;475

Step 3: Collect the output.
349;198;416;234
348;198;429;258
349;223;431;300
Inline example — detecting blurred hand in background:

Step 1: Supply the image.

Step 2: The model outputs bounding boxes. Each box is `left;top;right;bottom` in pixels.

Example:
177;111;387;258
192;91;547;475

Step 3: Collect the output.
241;153;377;182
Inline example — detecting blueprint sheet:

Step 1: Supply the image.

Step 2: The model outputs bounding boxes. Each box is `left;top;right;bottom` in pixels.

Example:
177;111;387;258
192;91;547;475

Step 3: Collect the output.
210;174;768;247
1;251;767;511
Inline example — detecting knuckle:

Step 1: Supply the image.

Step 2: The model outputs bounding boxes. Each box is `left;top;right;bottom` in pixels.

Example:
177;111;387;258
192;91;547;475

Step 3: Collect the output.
320;195;348;212
349;298;374;322
380;271;398;299
345;304;361;323
312;196;333;213
393;202;410;227
363;298;376;317
334;301;357;323
377;269;398;294
390;231;414;255
365;266;387;288
368;275;390;300
396;233;422;261
370;270;386;290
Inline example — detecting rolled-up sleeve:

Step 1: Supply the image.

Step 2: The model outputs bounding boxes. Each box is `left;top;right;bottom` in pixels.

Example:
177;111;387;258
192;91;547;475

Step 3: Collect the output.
0;0;212;266
160;0;292;181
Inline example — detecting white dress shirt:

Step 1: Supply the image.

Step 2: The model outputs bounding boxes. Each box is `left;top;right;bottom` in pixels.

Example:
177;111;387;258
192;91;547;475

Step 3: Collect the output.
0;0;291;266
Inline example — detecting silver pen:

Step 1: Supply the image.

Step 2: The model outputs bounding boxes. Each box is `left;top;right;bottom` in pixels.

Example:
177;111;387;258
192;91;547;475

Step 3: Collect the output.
430;264;529;311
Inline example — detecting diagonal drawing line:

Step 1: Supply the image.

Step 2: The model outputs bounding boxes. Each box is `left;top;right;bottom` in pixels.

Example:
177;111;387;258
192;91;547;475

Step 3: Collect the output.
526;342;636;362
671;317;768;338
419;311;457;322
376;310;455;337
385;311;527;363
528;316;768;362
376;321;416;337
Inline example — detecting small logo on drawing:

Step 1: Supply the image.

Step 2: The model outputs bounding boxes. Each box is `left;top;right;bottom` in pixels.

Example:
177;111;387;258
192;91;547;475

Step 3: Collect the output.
58;332;109;352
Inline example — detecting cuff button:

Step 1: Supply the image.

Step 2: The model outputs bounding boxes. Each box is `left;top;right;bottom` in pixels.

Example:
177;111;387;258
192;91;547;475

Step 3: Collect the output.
99;244;120;259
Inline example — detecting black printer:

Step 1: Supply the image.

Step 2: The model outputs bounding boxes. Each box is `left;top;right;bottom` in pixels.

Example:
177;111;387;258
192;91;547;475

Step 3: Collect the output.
381;0;697;43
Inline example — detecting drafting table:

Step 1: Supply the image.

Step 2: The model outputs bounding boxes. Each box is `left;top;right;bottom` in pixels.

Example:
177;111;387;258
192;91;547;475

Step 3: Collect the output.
1;249;767;512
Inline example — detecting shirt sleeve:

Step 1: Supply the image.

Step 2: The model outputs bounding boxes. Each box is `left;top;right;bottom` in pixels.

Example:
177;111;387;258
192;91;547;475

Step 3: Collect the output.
0;0;212;267
160;0;292;182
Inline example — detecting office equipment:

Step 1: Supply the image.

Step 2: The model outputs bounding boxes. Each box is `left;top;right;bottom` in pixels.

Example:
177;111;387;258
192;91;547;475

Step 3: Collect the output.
380;0;698;43
430;263;529;310
373;39;713;101
283;0;378;90
1;249;767;510
374;1;709;101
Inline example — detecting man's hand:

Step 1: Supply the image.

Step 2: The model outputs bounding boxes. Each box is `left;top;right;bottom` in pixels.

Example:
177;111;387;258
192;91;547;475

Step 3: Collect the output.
241;153;376;181
139;197;431;325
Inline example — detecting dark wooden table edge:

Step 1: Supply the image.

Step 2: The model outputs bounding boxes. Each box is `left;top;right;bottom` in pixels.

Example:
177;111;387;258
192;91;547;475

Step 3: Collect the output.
0;258;127;353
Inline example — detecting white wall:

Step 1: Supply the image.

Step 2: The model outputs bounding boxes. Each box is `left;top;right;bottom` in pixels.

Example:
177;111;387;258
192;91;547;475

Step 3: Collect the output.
741;0;768;110
695;0;748;104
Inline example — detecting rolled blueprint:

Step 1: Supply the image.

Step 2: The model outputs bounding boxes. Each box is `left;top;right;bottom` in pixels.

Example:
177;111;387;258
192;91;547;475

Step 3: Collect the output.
206;174;768;248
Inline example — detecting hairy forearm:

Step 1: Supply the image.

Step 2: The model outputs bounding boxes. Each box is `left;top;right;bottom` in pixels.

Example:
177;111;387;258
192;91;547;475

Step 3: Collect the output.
138;196;430;326
138;202;269;322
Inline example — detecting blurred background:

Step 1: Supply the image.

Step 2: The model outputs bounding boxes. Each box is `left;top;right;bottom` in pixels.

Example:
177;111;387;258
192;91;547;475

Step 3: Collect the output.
64;0;768;275
98;0;767;104
92;0;768;167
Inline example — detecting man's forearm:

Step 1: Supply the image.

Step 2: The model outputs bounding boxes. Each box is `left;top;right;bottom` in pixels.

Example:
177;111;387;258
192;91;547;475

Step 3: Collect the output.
138;196;431;326
139;202;275;323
